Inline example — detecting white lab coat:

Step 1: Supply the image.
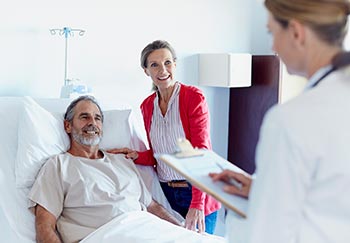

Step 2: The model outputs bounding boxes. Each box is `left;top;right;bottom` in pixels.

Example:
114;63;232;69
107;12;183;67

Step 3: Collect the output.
227;65;350;243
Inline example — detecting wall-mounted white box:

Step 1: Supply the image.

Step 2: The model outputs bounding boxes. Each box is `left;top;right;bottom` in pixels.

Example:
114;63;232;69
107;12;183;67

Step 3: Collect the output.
198;53;252;88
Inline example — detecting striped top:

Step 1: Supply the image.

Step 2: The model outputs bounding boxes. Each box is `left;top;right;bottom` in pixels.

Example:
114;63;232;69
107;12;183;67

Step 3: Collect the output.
150;82;186;182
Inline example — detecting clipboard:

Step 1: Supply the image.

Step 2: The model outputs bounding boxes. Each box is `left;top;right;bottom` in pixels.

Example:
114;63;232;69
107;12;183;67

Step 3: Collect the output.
156;146;249;218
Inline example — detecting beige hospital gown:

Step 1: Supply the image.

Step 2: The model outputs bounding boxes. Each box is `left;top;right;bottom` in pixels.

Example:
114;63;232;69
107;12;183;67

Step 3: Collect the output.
28;151;152;243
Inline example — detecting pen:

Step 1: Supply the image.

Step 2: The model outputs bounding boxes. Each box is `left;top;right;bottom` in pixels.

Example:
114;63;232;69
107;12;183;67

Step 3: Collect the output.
215;161;243;191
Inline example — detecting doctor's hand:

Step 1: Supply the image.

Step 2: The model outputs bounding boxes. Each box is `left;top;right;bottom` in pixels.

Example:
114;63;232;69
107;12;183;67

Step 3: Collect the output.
107;147;139;160
209;170;252;198
185;208;205;233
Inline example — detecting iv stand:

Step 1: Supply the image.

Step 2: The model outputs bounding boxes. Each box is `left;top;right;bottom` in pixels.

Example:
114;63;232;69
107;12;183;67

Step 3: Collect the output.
50;27;85;86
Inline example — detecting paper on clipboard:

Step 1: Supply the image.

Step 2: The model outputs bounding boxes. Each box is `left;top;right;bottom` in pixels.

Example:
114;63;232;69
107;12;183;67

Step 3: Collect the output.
156;149;249;218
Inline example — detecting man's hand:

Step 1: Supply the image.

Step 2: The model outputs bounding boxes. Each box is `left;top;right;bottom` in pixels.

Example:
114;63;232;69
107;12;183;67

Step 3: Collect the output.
35;205;61;243
209;170;252;198
107;147;139;160
185;208;205;233
147;200;183;226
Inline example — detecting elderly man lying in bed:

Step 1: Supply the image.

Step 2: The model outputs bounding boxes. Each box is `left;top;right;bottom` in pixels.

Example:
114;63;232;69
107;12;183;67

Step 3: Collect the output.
28;95;206;243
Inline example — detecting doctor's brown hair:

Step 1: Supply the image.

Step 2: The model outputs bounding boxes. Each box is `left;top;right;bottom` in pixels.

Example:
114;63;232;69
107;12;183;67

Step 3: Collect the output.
265;0;350;47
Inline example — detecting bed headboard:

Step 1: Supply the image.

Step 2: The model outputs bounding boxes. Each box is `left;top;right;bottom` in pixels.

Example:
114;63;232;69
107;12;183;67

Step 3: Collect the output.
227;55;281;174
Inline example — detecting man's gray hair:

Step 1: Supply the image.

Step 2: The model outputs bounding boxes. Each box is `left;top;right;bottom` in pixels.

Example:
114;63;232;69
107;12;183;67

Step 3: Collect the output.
64;95;104;123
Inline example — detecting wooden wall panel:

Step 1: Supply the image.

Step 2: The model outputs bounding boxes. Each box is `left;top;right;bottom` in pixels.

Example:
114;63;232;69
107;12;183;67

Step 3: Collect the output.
227;55;280;174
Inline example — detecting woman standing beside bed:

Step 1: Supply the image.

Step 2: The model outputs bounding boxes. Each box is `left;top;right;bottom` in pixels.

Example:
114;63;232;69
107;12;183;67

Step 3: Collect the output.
109;40;220;234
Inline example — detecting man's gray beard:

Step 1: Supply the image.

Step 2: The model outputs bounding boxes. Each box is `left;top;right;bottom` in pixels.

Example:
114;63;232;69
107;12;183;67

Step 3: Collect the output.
72;129;102;146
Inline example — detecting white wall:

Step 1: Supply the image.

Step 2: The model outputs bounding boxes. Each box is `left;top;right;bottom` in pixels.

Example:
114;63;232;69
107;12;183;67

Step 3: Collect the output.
0;0;268;158
280;65;307;103
250;0;272;54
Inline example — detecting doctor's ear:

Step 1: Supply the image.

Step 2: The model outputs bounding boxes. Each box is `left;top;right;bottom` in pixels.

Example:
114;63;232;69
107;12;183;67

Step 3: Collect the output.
289;19;306;46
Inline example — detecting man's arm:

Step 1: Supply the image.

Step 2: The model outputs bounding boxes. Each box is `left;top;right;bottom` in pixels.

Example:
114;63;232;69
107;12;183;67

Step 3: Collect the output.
35;205;61;243
147;200;183;227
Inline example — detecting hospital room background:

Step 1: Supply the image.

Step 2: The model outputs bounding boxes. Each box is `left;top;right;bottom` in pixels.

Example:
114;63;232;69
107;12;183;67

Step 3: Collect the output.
1;0;350;241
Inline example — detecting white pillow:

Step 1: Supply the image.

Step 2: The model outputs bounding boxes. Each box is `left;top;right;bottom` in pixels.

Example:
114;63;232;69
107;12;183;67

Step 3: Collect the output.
15;97;70;188
15;97;141;188
0;97;23;173
99;109;133;150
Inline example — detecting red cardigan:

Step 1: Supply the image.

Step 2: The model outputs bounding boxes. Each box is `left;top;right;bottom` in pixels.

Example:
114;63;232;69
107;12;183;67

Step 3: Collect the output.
135;83;221;215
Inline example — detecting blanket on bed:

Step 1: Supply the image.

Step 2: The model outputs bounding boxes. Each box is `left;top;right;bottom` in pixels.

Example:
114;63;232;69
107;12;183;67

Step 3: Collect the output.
81;211;226;243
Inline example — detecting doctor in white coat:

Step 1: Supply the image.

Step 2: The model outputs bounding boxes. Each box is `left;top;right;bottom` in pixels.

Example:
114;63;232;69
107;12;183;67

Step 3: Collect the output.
210;0;350;242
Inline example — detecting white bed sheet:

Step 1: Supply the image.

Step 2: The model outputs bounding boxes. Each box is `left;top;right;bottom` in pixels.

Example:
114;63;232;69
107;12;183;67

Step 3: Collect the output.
81;211;225;243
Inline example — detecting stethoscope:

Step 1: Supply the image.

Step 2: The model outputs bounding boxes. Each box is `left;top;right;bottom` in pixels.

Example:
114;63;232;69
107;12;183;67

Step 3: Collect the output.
312;51;350;87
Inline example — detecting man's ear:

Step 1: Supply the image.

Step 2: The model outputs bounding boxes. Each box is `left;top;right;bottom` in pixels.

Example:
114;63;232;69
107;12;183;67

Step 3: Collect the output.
144;68;150;76
64;120;71;134
289;19;306;47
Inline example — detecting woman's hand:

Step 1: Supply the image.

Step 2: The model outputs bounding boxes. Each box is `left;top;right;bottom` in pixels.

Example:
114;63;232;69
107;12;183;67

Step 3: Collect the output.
209;170;252;198
185;208;205;233
107;148;139;160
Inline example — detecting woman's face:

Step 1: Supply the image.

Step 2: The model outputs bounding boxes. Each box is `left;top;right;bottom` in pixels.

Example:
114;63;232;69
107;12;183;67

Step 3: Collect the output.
144;48;176;90
267;13;305;76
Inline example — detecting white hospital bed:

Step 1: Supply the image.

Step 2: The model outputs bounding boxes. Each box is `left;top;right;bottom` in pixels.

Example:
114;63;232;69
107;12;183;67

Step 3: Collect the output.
0;96;225;243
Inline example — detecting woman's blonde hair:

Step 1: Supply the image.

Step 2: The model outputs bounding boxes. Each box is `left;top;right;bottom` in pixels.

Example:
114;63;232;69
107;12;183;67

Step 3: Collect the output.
265;0;350;46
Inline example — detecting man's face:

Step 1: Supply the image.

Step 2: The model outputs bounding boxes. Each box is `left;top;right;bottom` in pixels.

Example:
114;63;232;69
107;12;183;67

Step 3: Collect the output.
65;100;103;146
